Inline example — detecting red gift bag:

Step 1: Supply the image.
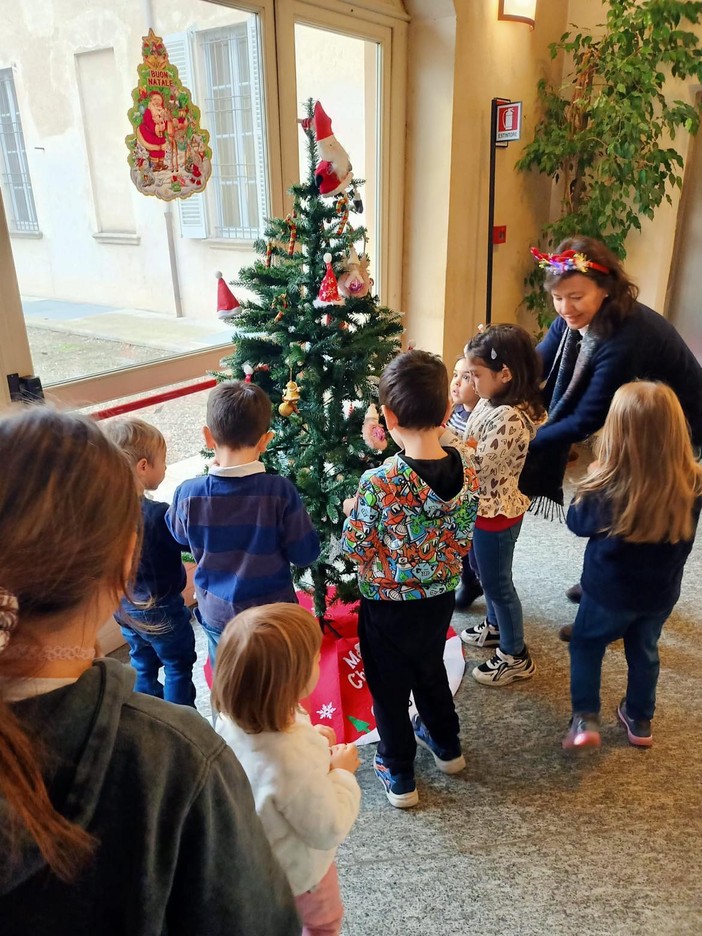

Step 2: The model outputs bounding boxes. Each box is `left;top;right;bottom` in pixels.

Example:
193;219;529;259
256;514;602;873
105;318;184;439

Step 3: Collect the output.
298;591;376;744
204;590;464;747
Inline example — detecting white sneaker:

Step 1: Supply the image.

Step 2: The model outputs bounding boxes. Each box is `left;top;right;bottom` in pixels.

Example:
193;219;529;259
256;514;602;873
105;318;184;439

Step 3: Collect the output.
460;618;500;648
472;647;536;687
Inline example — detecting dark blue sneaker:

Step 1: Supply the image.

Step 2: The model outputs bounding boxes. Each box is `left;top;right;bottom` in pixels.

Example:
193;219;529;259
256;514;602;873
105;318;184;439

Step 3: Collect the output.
373;753;419;808
411;715;466;774
617;698;653;748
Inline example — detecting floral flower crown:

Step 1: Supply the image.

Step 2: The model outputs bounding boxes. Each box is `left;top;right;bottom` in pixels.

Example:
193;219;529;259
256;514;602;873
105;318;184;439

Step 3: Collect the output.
530;247;610;276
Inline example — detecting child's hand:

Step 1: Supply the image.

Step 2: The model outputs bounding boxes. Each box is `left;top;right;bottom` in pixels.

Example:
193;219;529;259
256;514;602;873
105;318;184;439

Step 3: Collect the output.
330;743;360;774
314;724;337;747
465;437;478;449
343;496;358;517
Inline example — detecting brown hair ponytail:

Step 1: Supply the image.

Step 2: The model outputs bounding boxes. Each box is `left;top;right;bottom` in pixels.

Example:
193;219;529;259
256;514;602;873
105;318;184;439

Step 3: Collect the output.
0;714;97;880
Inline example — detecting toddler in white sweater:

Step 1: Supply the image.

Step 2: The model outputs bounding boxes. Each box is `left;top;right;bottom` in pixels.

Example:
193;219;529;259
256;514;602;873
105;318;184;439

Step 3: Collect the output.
214;603;361;936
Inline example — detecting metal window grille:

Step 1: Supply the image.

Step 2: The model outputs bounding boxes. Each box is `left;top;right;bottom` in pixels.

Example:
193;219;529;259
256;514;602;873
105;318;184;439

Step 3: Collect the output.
200;23;268;240
0;69;39;234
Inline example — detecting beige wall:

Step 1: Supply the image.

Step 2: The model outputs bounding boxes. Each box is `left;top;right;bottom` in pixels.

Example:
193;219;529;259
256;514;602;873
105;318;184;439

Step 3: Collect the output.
623;80;702;316
560;0;702;314
401;0;456;353
403;0;568;362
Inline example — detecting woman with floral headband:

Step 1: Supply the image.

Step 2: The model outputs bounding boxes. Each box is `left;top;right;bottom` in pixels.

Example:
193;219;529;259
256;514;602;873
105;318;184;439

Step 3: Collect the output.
520;235;702;608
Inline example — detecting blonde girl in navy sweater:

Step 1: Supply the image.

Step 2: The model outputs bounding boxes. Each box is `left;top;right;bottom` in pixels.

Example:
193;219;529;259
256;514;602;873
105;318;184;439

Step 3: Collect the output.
563;381;702;750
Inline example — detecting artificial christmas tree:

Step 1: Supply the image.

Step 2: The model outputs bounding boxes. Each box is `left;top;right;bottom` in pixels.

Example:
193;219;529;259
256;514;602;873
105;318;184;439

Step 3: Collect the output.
218;99;403;623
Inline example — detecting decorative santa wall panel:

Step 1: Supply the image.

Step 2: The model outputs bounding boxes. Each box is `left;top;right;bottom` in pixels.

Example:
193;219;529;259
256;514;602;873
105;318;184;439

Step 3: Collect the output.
125;29;213;202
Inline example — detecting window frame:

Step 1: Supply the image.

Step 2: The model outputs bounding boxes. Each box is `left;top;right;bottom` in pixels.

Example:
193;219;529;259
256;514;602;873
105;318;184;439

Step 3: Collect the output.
275;0;407;310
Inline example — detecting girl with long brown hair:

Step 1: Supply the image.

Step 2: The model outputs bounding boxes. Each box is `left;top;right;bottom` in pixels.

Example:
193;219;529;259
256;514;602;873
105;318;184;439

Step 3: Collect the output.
562;382;702;750
0;406;299;935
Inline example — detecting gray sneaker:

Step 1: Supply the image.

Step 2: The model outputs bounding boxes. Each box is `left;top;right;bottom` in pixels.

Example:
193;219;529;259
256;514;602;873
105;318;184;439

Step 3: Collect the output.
562;713;601;750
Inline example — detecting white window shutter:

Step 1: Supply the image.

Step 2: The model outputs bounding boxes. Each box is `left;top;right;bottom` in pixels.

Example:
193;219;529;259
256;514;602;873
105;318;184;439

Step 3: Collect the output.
164;32;208;239
246;16;269;234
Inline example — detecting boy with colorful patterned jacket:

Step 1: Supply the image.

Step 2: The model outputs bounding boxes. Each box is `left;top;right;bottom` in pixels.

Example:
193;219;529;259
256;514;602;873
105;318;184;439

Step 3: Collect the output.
341;351;478;809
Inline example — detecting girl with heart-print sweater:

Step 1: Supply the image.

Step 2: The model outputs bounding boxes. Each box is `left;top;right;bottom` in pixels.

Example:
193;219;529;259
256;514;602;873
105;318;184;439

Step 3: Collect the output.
451;324;546;687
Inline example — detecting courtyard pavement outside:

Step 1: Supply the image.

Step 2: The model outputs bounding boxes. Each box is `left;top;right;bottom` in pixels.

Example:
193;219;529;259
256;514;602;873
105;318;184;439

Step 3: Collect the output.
23;296;231;354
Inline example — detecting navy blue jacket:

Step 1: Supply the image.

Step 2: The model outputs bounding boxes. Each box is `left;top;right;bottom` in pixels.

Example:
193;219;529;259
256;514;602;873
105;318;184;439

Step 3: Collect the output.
567;494;699;614
131;498;187;604
533;303;702;452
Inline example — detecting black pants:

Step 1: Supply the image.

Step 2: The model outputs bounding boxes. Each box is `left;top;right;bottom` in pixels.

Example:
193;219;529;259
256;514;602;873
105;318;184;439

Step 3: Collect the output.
358;592;460;775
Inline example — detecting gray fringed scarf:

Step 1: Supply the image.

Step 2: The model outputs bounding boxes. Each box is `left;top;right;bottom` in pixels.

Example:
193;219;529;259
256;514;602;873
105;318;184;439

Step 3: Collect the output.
519;326;602;518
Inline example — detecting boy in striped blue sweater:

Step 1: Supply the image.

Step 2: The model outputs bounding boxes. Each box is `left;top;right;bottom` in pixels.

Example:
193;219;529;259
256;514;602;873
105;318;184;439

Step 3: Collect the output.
166;381;320;663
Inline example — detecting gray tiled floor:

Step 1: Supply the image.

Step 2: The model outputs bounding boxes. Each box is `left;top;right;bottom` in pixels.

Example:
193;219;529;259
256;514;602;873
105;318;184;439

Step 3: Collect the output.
114;459;702;935
338;468;702;934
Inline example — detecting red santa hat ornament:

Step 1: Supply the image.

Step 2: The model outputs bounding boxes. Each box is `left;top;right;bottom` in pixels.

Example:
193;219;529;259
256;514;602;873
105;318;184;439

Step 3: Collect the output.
216;271;240;320
314;253;345;308
309;101;353;198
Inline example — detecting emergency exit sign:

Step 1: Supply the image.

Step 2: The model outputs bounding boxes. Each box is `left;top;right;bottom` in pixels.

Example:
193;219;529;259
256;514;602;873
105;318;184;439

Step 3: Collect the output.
496;101;522;143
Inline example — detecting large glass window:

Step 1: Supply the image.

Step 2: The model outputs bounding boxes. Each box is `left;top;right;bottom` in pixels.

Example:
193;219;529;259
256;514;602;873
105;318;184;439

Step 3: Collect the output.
1;2;268;389
0;0;406;410
294;23;380;290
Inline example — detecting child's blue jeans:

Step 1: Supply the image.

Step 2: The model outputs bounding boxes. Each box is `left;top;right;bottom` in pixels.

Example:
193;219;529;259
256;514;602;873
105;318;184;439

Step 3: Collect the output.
461;550;480;586
115;596;197;707
569;592;669;720
194;608;222;668
471;520;524;655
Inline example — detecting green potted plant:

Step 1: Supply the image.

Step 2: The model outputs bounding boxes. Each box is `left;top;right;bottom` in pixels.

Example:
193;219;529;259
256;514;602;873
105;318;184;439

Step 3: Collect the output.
517;0;702;329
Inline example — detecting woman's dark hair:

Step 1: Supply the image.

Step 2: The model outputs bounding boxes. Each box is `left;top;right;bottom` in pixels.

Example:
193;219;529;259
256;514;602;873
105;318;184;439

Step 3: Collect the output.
465;324;545;420
543;236;639;338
